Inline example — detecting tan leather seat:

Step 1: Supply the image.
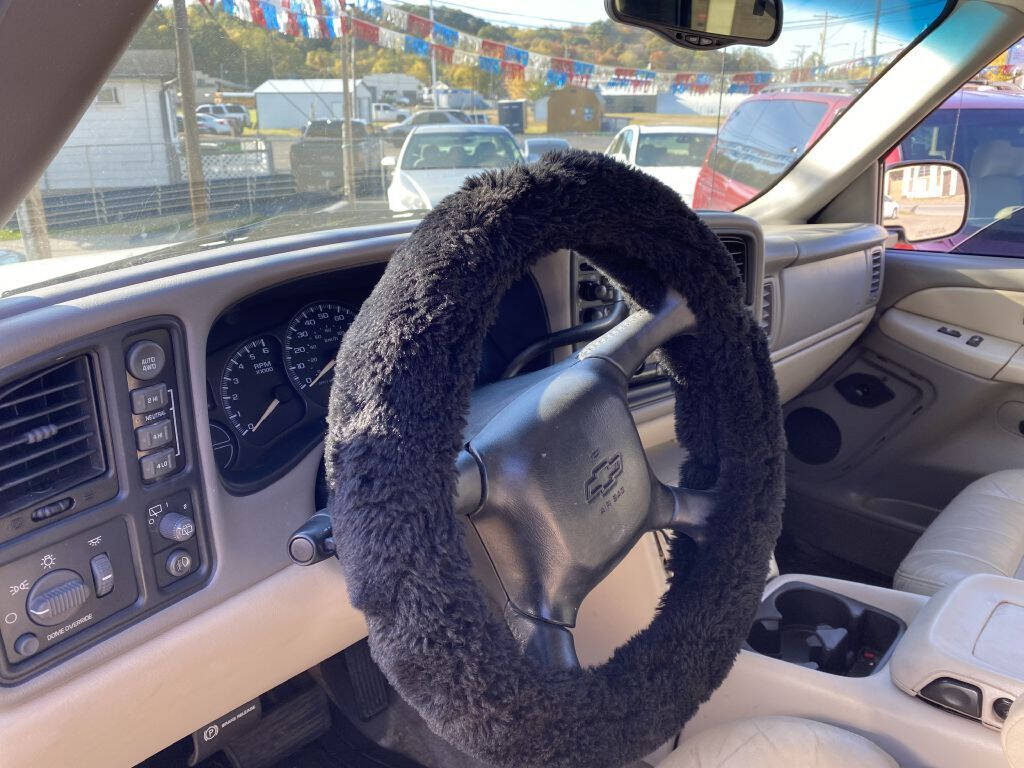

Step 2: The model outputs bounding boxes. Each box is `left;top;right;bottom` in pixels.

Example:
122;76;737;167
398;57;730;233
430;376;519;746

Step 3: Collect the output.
656;716;898;768
895;470;1024;596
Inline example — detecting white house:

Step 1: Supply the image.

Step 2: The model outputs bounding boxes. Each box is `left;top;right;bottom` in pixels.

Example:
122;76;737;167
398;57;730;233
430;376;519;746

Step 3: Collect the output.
254;79;371;130
40;50;179;191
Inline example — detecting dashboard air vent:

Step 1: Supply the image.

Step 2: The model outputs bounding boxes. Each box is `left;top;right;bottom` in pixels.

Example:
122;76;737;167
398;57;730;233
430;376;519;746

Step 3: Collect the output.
868;247;883;302
761;280;775;339
718;235;751;305
0;357;105;517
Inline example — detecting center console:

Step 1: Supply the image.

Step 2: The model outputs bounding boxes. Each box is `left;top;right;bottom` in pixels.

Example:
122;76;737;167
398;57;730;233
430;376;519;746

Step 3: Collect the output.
685;573;1017;768
889;573;1023;729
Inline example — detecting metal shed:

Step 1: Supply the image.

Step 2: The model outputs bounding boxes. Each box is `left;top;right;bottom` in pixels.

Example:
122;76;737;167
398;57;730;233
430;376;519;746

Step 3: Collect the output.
254;79;372;131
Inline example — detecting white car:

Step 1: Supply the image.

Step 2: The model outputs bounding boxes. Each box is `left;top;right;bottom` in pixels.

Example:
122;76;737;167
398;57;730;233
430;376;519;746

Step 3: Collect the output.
883;194;900;219
606;125;717;206
383;125;524;212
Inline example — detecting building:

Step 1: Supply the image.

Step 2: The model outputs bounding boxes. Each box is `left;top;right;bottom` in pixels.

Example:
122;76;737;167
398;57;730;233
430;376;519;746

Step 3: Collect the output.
360;73;422;104
39;49;179;191
254;79;372;130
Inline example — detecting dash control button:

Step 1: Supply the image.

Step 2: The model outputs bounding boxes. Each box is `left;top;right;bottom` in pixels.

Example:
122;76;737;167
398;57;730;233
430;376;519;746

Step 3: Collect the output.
131;382;169;414
140;447;177;482
165;549;195;579
90;553;115;597
14;633;39;657
136;419;173;451
126;340;166;380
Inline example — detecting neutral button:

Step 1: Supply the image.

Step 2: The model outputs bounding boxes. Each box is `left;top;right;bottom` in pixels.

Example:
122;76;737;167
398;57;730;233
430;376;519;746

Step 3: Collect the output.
140;447;177;482
89;553;115;597
131;383;169;414
165;549;195;579
14;633;39;657
126;340;166;380
136;419;173;451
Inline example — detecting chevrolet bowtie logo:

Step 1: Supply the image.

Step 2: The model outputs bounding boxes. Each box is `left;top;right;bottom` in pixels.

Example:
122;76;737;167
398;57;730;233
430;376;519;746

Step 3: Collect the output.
585;453;624;503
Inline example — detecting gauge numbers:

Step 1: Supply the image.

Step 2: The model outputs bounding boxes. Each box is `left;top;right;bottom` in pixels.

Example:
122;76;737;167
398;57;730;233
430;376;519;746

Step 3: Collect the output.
283;302;356;406
220;336;303;445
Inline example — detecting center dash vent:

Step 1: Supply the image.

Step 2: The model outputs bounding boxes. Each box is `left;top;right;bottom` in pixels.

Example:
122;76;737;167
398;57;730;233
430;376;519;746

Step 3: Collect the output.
718;234;752;306
867;247;883;303
0;356;105;517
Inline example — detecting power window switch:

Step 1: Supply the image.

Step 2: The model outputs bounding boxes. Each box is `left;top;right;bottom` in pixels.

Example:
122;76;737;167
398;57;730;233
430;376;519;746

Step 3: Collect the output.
90;553;115;597
966;335;984;347
937;326;962;338
136;419;173;451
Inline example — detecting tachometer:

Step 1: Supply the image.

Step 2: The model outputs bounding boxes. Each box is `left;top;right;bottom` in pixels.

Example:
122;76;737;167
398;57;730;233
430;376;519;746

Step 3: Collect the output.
220;336;303;445
283;302;357;406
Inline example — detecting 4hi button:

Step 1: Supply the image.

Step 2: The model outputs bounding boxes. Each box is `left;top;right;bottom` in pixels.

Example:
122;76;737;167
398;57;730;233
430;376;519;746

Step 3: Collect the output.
126;340;166;380
165;549;195;579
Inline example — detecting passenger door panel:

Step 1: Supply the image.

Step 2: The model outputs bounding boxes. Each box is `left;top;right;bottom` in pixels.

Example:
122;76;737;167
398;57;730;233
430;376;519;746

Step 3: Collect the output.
783;250;1024;576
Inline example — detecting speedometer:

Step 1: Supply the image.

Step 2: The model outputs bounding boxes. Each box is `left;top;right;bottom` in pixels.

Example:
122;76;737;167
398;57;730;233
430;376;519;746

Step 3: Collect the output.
283;302;357;406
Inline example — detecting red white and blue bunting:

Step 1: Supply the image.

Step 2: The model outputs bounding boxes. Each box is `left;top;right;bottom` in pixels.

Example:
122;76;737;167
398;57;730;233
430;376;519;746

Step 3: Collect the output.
201;0;921;94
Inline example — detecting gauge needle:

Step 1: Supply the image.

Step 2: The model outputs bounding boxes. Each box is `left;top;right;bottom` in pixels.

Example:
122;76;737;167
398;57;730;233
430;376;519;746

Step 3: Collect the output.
250;397;280;433
307;358;337;388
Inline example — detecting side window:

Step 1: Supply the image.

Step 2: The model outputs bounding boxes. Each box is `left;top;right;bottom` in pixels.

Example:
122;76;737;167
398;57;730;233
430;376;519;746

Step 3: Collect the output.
607;133;624;157
887;37;1024;256
412;113;431;126
428;113;449;124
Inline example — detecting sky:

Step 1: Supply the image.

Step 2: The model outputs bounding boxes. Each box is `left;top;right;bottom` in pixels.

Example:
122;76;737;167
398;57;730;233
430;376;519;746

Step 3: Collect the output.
429;0;947;68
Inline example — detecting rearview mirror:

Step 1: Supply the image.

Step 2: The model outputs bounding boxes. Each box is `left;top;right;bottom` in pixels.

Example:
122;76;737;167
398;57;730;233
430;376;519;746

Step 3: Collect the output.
883;161;968;245
606;0;781;50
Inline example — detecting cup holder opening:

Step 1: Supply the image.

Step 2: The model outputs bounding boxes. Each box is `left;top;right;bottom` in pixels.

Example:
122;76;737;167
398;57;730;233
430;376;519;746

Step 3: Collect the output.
746;583;905;677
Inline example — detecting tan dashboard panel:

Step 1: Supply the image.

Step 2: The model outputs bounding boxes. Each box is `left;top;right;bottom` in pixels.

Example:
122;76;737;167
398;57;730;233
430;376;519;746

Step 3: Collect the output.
0;564;367;768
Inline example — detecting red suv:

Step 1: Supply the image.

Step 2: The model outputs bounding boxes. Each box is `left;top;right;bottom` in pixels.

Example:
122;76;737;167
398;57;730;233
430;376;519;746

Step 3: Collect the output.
693;89;852;211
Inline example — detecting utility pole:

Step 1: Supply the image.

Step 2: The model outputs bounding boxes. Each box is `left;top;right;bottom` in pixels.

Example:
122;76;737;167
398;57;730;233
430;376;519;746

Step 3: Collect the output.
870;0;882;77
428;0;438;104
339;14;356;201
15;188;51;261
817;11;829;73
172;0;208;231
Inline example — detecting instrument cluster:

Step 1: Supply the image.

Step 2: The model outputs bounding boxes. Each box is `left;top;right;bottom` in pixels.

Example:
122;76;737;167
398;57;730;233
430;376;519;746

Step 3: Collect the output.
206;263;549;493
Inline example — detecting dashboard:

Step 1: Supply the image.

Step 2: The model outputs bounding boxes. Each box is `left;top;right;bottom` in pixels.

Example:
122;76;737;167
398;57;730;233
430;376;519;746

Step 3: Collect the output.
0;214;887;768
205;264;550;491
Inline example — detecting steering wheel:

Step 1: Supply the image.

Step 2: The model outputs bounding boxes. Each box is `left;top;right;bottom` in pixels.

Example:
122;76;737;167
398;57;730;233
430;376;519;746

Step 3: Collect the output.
325;151;784;768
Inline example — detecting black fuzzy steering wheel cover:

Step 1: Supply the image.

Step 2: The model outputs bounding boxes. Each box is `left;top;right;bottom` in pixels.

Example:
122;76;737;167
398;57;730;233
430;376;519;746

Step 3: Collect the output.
325;150;784;768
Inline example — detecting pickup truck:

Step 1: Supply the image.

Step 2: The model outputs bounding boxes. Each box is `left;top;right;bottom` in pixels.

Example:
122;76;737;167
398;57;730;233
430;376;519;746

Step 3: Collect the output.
289;118;382;194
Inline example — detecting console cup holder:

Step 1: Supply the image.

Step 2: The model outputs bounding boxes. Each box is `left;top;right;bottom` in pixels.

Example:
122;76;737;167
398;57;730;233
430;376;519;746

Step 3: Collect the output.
746;582;905;676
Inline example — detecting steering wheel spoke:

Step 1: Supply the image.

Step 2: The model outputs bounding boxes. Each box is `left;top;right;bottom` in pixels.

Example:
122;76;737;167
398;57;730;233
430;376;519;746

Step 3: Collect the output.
647;482;715;546
578;287;697;380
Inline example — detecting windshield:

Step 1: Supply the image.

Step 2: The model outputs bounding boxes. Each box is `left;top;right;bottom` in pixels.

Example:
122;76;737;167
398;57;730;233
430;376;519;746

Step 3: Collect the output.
636;132;714;167
3;0;954;294
401;131;522;169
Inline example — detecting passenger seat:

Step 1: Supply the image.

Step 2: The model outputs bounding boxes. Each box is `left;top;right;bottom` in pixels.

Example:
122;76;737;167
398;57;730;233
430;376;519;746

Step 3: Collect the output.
894;470;1024;595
